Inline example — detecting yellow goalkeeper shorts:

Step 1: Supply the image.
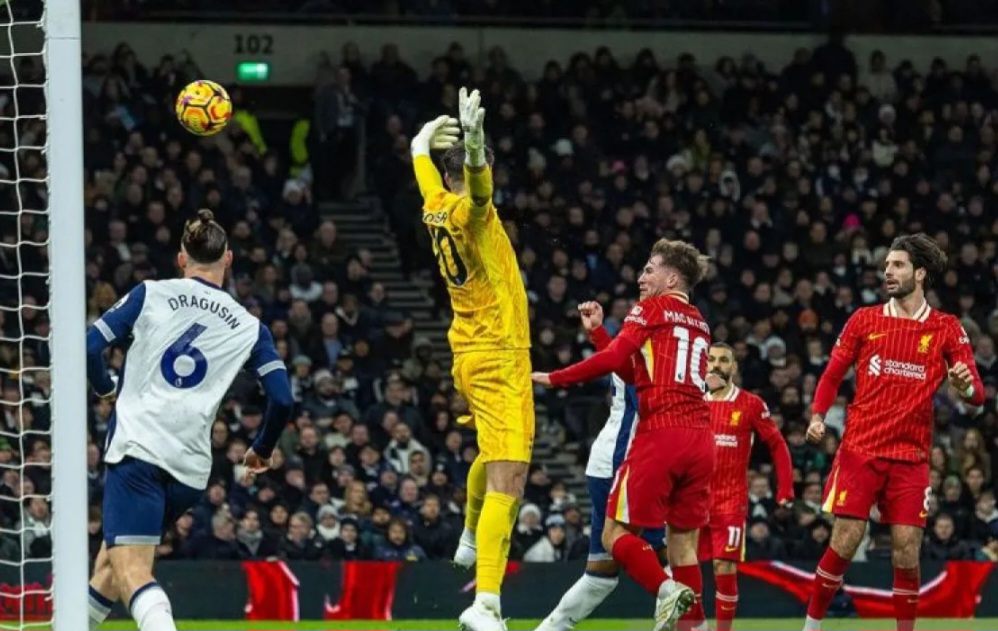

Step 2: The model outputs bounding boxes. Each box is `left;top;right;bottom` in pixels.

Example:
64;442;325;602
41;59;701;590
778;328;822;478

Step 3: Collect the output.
452;349;535;463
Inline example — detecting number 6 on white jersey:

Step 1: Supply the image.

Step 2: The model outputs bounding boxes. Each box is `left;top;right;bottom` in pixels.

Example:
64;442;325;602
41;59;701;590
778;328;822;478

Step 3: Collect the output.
160;323;209;389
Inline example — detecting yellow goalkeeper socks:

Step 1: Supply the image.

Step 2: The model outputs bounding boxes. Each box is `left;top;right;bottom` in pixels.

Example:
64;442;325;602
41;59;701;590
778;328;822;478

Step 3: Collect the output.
464;455;487;534
476;491;519;595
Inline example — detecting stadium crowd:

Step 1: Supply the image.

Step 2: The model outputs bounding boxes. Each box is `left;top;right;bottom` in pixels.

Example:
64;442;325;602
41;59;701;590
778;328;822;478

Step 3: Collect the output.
2;30;998;566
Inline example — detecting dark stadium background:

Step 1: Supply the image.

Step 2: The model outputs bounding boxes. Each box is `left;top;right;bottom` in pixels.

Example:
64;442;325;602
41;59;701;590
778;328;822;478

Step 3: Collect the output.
2;0;998;623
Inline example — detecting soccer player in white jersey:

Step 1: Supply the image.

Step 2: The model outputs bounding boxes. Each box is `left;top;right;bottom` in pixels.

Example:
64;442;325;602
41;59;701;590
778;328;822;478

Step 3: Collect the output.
534;301;667;631
84;210;294;631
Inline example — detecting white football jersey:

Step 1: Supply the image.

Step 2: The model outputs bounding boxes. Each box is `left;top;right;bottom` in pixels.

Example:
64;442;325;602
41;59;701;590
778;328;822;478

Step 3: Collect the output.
585;374;639;479
93;278;284;489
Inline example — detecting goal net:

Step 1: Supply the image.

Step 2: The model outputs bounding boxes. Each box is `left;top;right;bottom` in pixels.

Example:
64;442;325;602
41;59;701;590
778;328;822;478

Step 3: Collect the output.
1;0;87;629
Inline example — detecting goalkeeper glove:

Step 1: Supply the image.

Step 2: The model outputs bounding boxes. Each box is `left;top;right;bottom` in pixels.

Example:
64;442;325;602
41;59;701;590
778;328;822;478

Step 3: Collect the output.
410;115;460;158
459;87;486;167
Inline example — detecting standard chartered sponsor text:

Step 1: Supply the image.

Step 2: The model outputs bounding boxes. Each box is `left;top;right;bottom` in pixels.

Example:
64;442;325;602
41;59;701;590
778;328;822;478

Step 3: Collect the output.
883;359;926;380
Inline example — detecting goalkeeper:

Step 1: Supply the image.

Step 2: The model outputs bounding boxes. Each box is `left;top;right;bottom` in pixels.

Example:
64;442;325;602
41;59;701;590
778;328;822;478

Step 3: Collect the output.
410;89;534;631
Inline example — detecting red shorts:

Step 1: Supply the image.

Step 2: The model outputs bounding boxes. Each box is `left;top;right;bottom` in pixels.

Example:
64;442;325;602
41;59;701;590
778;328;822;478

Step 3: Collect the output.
697;513;745;562
606;427;715;530
822;448;930;527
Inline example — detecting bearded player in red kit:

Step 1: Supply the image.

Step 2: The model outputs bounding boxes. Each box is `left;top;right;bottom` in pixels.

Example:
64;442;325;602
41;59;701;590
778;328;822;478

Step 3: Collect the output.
702;343;794;631
802;234;985;631
533;239;716;631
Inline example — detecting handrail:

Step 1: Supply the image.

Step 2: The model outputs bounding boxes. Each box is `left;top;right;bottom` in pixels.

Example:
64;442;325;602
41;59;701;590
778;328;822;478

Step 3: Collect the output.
100;11;813;32
92;10;998;33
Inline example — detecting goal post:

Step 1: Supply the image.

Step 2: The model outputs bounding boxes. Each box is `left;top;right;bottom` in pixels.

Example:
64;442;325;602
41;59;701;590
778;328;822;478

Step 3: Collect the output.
43;0;90;626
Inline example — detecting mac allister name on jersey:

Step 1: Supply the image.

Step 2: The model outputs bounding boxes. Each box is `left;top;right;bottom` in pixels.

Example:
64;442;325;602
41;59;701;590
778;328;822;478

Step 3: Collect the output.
93;278;283;489
586;374;639;479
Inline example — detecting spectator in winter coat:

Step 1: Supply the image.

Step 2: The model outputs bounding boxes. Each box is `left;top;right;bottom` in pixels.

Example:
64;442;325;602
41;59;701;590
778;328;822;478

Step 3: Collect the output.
968;491;998;544
362;505;393;550
388;477;422;525
373;518;427;561
401;336;435;383
938;475;973;537
790;519;832;560
294;427;328;485
278;512;327;560
560;503;586;552
524;514;569;562
22;497;51;559
747;474;778;522
329;517;371;560
303;370;360;422
362;373;424;433
236;508;279;560
411;494;456;559
510;503;544;560
289;355;314;404
923;513;974;561
299;482;334;522
315;505;341;542
189;512;244;560
745;519;787;561
385;422;430;475
190;481;227;538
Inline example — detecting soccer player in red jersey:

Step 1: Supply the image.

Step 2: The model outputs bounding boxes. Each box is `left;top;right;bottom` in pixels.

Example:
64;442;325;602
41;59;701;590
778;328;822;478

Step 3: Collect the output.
702;343;795;631
532;239;716;631
802;234;985;631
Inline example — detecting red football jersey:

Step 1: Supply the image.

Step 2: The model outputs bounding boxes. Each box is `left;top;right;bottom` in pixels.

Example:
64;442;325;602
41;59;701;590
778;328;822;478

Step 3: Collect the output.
706;387;794;515
549;293;711;432
817;300;983;462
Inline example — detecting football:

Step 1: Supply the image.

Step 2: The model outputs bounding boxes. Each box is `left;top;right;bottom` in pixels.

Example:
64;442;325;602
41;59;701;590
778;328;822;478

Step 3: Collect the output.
174;79;233;136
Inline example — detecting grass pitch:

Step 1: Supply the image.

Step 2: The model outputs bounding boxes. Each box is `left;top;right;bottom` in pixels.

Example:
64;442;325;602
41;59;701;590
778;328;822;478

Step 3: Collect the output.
87;618;998;630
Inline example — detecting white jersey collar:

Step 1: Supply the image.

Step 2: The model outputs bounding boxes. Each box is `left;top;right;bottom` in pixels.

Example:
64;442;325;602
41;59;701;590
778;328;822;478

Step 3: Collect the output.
706;385;739;402
883;299;931;322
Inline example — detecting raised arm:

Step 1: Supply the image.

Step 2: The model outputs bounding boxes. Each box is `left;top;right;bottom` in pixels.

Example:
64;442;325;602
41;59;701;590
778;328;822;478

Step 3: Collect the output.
590;326;636;383
459;87;492;214
410;115;460;200
86;282;147;398
590;325;612;351
579;300;636;383
413;155;445;200
465;164;493;215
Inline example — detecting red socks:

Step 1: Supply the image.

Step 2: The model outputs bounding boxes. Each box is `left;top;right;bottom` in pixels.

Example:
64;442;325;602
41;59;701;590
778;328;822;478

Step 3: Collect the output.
610;534;668;596
673;564;705;631
893;567;919;631
806;547;850;621
714;572;738;631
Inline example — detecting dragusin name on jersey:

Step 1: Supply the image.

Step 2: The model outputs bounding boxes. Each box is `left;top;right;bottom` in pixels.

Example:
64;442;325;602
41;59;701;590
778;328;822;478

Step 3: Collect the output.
168;294;241;330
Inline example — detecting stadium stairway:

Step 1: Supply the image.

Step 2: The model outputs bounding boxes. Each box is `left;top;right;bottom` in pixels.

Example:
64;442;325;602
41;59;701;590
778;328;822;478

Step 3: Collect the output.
317;200;447;352
319;200;592;515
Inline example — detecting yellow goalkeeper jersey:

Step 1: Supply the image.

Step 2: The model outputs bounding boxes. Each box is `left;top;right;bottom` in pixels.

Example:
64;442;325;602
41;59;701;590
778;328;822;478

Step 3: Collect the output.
413;155;530;353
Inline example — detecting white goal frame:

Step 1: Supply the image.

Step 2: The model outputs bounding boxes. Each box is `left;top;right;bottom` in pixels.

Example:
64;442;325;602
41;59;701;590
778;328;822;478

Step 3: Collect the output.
44;0;89;628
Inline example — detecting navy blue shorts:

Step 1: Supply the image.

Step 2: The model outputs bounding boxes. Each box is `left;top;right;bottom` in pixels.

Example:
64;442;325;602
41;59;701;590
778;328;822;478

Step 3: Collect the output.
103;457;203;547
587;475;666;562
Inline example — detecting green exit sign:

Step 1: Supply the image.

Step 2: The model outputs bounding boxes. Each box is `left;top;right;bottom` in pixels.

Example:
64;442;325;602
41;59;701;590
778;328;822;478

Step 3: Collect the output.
236;62;270;82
